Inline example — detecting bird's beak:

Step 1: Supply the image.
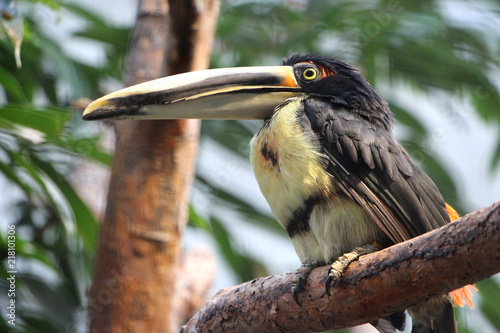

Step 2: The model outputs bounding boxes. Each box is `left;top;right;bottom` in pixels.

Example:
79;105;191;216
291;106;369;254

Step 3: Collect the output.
83;66;302;121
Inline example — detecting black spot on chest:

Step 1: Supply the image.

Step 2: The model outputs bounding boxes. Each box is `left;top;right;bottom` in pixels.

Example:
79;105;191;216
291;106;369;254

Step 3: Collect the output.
261;143;279;168
286;196;322;237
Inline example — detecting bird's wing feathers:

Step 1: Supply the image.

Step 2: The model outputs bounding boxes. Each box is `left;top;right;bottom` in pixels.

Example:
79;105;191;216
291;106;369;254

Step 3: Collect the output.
304;99;449;243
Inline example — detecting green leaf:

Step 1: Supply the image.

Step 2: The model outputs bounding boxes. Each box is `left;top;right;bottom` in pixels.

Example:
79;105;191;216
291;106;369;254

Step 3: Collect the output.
22;0;60;11
0;156;33;197
0;232;56;271
0;66;27;102
490;135;500;173
0;105;71;138
16;315;61;333
472;83;500;124
196;175;285;235
51;136;112;166
7;148;51;199
209;217;267;281
61;3;106;25
29;151;97;250
20;274;77;331
188;206;211;232
32;33;92;99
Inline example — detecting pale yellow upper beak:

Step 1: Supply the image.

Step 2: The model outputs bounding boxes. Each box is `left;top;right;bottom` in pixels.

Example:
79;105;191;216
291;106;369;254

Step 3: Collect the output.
83;66;302;121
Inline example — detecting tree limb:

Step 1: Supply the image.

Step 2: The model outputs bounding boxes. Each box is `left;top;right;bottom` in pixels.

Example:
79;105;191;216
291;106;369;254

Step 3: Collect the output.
181;201;500;333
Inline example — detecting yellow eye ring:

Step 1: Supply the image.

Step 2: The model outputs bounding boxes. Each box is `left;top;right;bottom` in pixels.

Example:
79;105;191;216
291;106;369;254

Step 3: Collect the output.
302;67;318;80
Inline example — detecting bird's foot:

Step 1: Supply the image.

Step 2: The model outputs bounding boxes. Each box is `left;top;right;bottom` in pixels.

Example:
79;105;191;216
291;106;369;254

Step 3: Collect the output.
325;245;376;295
292;258;319;306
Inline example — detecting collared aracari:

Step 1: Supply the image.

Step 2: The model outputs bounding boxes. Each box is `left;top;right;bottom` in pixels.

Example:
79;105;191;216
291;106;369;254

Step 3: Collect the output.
83;54;475;333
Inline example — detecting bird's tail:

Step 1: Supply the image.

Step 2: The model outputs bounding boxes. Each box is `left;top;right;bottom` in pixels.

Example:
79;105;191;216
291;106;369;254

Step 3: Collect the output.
408;296;457;333
445;203;477;309
406;204;475;333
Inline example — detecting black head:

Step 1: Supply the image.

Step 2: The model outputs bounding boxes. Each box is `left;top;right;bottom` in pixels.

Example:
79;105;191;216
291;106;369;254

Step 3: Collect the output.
282;54;394;131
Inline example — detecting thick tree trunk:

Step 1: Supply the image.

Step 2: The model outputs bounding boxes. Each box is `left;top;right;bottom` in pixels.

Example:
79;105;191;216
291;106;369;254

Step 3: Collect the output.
182;201;500;333
88;1;220;332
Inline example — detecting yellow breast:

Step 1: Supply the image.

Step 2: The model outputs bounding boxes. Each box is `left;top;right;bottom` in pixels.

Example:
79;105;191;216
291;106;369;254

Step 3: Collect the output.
249;98;385;263
249;98;335;227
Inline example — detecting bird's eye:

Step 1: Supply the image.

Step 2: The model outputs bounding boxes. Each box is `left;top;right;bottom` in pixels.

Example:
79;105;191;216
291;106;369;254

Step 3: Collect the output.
302;67;318;80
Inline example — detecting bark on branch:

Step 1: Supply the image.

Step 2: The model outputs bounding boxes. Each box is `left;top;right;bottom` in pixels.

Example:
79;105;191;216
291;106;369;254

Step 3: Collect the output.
181;201;500;333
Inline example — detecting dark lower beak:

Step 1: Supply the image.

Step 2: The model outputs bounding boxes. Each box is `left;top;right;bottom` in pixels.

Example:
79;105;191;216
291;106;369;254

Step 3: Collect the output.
83;66;302;121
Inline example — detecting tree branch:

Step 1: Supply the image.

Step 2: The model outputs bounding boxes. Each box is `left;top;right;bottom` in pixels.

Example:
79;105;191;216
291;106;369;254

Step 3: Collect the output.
181;201;500;333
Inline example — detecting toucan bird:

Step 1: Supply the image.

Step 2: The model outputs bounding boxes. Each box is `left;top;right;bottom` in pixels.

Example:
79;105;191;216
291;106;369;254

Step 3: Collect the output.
83;54;474;333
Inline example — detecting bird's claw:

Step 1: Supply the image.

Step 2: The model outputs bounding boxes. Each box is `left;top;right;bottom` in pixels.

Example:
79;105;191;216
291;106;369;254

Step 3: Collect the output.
325;265;343;295
325;274;332;296
325;245;377;296
291;258;318;307
291;277;303;307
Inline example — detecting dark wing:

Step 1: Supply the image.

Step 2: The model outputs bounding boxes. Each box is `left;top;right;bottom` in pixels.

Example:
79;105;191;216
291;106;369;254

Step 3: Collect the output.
303;98;450;244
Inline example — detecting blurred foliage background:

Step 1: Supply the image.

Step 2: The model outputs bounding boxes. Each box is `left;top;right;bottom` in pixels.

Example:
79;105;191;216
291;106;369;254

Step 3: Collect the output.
0;0;499;332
